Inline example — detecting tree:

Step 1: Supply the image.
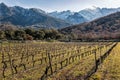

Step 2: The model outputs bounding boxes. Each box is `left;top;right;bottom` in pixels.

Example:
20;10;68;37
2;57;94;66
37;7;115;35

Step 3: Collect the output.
34;30;45;40
56;33;63;39
26;34;33;40
0;30;5;39
5;30;15;40
14;30;26;40
25;28;34;36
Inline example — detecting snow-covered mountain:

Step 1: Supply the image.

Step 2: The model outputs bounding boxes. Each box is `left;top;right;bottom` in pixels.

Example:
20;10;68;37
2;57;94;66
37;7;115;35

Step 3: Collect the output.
49;10;87;24
78;7;103;20
66;13;88;24
49;10;74;20
79;7;120;21
1;2;120;28
49;7;120;24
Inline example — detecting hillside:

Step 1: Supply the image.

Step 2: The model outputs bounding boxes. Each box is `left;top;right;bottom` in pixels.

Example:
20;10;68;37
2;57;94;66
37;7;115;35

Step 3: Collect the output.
61;12;120;39
0;3;71;29
0;23;18;30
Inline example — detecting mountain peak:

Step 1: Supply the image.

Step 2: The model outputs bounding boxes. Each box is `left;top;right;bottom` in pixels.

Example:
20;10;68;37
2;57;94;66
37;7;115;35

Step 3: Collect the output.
84;6;100;11
30;8;46;14
13;6;25;9
0;2;12;16
0;2;6;5
91;6;100;10
61;10;72;13
0;2;8;7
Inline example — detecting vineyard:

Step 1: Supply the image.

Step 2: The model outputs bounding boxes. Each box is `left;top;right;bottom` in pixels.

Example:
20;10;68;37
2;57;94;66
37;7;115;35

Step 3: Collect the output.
0;41;118;80
90;43;120;80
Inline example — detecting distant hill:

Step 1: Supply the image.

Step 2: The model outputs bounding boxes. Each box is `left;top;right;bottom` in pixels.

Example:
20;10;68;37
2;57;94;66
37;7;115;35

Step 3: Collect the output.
60;12;120;39
0;3;71;29
49;7;120;24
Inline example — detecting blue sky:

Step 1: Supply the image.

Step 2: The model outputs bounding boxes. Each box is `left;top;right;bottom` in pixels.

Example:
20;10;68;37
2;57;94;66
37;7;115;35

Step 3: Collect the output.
0;0;120;12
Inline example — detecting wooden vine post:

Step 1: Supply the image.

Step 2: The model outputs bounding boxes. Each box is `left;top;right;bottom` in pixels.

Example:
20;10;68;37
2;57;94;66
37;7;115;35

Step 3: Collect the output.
0;41;5;78
8;41;14;75
93;49;97;72
47;51;53;75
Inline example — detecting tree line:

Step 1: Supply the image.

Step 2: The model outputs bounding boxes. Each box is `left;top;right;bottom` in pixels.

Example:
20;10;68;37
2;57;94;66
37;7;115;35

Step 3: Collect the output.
0;28;120;41
0;28;65;41
0;23;120;41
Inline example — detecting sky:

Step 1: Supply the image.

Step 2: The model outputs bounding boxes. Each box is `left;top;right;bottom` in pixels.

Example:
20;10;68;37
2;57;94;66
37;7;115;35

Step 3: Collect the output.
0;0;120;12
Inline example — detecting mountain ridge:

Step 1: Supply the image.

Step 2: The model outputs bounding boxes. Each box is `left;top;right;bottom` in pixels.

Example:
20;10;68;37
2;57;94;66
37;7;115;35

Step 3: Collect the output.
49;7;120;24
1;2;120;30
0;3;71;29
